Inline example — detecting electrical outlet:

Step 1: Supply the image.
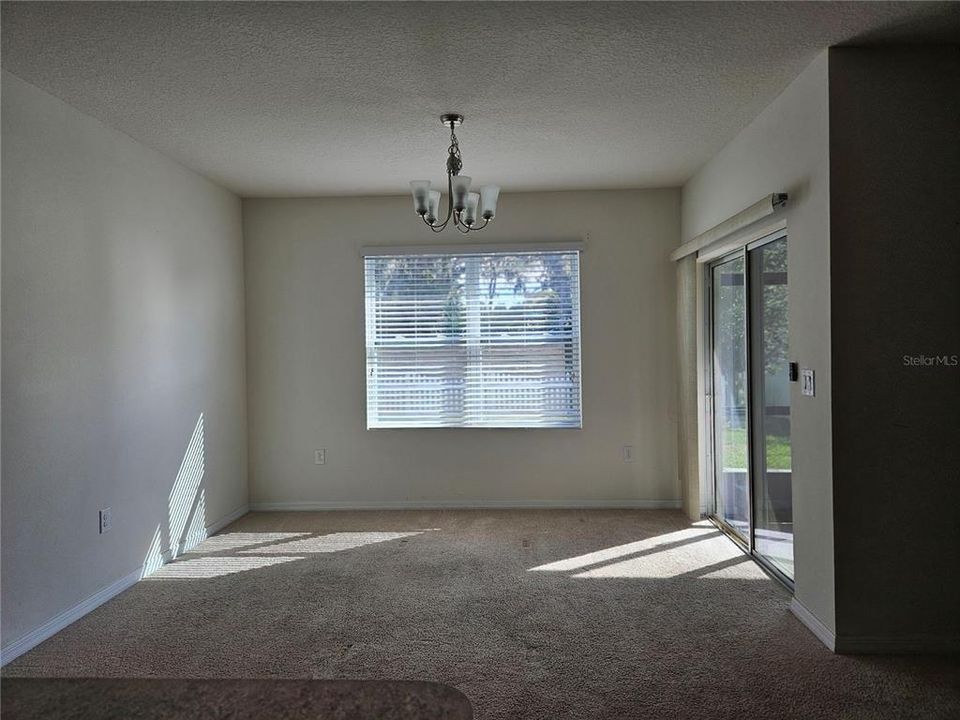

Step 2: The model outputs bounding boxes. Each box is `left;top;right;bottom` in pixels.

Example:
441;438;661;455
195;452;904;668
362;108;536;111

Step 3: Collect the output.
314;449;326;465
622;445;635;463
99;507;112;534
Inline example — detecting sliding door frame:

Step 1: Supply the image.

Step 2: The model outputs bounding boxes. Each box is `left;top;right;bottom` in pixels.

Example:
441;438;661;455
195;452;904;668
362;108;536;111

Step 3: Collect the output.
704;229;794;590
706;250;752;548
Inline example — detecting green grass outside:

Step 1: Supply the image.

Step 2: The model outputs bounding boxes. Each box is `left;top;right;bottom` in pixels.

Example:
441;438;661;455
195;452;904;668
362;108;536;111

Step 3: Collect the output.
721;428;791;471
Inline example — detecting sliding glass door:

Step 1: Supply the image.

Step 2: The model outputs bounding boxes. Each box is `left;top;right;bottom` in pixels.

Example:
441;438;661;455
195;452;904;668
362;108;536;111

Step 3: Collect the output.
750;238;792;578
711;255;749;542
708;234;793;582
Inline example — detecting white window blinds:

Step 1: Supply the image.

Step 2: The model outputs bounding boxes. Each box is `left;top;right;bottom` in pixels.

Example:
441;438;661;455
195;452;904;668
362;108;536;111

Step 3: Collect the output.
364;249;582;428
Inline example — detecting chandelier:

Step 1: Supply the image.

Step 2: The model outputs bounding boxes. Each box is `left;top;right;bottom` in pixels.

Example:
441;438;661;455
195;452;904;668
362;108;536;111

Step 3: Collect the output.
409;114;500;233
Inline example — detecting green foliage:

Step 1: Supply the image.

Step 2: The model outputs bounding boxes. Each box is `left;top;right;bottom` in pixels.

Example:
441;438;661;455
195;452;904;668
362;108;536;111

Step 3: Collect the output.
721;428;791;471
760;241;789;375
713;240;789;391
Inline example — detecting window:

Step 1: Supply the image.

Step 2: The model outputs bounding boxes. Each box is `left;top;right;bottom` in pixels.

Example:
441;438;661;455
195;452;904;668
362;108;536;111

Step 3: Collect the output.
364;248;582;428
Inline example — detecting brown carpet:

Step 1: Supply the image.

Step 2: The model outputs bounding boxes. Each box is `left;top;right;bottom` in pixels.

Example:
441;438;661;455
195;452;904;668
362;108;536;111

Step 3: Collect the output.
4;510;958;719
1;678;472;719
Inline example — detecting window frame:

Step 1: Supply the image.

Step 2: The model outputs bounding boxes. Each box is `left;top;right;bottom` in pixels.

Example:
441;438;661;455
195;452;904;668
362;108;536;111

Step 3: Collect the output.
362;243;584;430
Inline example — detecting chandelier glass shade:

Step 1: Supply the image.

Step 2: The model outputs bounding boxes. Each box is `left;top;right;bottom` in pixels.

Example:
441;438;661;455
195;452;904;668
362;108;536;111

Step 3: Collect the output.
409;114;500;233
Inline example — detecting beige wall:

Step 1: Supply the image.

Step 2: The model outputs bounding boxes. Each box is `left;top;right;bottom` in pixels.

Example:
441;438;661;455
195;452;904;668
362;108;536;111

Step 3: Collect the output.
675;256;699;520
243;190;680;508
1;73;248;651
680;53;835;632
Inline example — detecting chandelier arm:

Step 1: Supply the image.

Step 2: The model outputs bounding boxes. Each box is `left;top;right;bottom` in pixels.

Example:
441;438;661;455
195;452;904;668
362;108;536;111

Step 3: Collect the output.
459;216;490;233
423;214;449;232
421;173;456;231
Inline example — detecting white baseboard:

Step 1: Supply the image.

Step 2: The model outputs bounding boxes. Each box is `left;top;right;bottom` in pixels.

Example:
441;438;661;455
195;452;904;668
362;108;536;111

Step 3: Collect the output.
0;565;145;667
168;503;250;558
790;598;959;654
790;597;836;652
205;503;249;534
0;503;250;667
249;499;682;511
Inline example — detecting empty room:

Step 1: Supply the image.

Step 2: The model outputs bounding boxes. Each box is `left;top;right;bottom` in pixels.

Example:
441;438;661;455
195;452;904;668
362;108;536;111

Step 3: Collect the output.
2;2;958;718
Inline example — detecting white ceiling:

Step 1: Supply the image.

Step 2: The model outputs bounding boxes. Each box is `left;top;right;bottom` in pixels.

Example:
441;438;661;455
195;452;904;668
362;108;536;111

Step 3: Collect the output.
3;2;958;197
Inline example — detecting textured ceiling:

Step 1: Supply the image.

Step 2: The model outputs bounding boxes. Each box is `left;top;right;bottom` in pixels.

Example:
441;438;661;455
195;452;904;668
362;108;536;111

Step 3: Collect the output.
3;2;958;196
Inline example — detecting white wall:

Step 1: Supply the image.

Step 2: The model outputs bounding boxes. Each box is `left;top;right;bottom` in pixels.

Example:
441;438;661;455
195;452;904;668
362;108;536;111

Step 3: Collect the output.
1;72;248;653
244;190;680;508
680;53;835;632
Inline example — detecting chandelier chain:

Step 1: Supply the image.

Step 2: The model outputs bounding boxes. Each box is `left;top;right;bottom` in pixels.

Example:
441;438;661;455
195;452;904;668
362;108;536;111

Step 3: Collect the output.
446;124;463;176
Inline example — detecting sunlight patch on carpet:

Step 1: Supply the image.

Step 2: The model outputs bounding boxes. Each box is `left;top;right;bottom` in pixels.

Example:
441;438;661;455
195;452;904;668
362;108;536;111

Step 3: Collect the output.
144;556;304;579
187;532;311;554
529;526;719;573
239;531;427;554
571;537;754;579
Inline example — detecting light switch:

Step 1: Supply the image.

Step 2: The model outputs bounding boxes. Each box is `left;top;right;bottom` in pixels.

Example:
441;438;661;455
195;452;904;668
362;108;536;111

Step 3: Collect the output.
801;369;815;397
99;507;112;534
